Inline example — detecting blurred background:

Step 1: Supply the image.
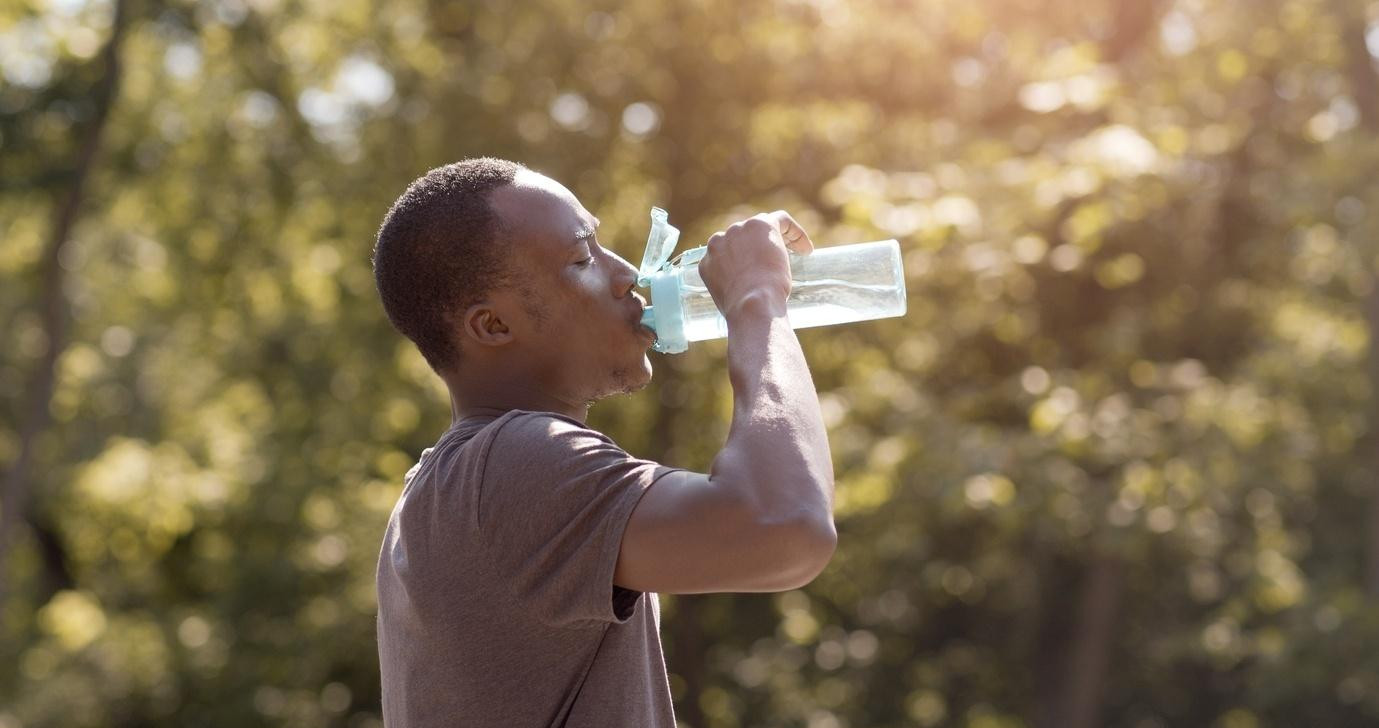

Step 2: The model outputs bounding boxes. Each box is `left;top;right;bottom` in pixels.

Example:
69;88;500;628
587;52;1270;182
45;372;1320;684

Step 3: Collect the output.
3;0;1379;726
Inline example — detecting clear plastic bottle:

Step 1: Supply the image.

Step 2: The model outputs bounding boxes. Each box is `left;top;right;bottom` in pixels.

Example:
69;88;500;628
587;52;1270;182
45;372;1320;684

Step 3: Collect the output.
637;208;907;353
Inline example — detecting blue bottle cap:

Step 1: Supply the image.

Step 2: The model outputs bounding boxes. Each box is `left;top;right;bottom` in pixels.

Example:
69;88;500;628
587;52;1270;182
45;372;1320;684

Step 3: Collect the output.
641;270;688;354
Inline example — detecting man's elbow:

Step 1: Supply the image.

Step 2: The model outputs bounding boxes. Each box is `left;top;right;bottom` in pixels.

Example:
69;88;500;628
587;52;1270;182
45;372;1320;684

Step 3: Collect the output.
776;517;837;590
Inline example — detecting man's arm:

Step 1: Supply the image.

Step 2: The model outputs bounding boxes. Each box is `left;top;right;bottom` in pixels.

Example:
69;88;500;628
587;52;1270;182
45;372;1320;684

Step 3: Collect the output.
613;213;836;594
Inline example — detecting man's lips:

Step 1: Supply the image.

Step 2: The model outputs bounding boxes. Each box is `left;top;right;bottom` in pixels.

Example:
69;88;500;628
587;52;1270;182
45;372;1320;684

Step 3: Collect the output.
632;309;656;343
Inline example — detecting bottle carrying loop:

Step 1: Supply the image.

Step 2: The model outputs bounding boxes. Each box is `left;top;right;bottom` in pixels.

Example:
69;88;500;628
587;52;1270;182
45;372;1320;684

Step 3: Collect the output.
638;207;692;354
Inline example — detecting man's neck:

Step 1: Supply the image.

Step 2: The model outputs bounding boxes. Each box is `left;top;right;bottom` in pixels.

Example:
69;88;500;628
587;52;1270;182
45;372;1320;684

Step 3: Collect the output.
448;379;589;426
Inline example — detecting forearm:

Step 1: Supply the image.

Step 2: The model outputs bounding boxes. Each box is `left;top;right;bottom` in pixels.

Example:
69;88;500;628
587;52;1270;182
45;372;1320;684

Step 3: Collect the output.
709;292;835;531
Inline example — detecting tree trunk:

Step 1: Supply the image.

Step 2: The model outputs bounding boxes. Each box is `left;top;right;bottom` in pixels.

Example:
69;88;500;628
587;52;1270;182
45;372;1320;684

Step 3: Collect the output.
1367;285;1379;596
0;0;130;608
1099;0;1170;63
645;353;709;727
1330;0;1379;597
1051;554;1124;728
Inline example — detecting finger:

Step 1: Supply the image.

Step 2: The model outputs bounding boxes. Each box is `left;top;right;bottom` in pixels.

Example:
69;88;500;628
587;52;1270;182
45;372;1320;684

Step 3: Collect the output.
766;210;815;255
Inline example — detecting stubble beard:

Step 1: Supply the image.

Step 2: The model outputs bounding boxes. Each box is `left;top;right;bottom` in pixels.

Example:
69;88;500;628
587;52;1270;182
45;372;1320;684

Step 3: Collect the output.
592;356;653;403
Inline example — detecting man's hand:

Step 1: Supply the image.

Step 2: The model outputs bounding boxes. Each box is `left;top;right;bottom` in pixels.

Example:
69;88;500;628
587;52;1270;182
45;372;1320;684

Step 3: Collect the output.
697;211;816;320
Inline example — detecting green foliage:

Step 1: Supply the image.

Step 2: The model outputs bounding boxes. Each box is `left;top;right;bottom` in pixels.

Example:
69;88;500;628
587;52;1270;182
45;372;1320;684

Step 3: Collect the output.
3;0;1378;726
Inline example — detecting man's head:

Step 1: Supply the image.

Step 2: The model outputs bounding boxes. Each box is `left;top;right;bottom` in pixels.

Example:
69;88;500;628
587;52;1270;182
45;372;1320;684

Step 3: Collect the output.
373;158;655;408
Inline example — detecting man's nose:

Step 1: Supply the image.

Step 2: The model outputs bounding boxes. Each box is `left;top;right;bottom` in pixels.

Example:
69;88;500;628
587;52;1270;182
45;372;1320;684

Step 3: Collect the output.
607;250;640;297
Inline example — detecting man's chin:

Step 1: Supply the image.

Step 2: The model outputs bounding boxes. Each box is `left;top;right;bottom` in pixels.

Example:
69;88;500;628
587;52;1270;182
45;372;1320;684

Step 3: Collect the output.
602;358;653;398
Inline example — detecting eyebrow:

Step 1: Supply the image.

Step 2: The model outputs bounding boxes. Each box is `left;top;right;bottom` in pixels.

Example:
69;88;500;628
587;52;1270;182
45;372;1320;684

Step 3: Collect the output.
572;217;601;244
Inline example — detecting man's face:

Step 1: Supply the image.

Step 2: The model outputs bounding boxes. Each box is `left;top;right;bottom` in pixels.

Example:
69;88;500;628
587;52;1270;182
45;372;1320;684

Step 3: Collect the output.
487;170;656;403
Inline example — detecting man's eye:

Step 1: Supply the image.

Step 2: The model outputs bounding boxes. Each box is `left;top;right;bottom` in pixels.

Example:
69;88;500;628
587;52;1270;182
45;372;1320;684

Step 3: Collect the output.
575;257;594;267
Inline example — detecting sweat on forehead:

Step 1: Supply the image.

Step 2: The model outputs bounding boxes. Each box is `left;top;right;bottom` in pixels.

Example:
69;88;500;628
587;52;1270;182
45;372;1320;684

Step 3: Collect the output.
573;217;602;241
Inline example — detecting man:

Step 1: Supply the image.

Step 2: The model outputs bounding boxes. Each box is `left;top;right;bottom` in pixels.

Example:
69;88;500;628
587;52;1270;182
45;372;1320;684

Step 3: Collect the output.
371;157;837;727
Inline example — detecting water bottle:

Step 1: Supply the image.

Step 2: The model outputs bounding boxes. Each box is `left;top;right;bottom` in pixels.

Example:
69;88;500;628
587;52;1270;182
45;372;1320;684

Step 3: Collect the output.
637;208;907;354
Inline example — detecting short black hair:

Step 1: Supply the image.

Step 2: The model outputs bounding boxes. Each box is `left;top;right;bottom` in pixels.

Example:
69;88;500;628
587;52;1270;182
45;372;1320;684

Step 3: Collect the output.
372;157;527;375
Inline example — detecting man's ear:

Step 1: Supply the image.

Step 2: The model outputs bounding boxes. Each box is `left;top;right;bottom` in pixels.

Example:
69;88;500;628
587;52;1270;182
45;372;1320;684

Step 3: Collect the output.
460;302;514;347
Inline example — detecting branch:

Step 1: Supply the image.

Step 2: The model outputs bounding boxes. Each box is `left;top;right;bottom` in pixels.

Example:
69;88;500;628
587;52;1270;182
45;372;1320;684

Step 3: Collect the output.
1334;0;1379;131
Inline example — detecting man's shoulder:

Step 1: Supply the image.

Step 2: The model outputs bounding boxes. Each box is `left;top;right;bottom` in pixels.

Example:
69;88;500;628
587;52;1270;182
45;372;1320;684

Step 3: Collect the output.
478;410;656;483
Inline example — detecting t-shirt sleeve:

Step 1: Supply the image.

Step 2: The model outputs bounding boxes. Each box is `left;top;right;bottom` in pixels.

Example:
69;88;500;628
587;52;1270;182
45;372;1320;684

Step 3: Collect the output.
476;412;682;628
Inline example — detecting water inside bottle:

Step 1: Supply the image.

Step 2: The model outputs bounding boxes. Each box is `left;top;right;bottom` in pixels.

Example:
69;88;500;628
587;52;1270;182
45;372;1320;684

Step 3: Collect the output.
677;275;906;343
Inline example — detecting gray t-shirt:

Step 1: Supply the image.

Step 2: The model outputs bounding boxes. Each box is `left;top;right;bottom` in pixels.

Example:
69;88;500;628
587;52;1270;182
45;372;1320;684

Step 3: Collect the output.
376;407;682;727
